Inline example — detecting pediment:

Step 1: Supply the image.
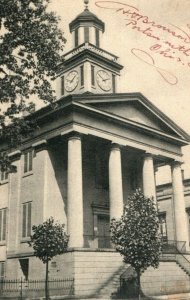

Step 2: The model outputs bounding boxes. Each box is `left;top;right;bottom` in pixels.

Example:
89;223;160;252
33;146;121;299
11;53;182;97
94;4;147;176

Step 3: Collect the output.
90;100;174;134
76;93;190;143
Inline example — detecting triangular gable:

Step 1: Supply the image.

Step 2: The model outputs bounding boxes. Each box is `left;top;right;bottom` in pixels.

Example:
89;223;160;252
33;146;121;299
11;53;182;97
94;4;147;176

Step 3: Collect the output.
75;93;190;143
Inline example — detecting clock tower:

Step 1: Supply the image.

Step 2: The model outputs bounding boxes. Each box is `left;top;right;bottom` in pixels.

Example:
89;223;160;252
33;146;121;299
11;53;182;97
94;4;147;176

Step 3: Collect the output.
56;0;123;98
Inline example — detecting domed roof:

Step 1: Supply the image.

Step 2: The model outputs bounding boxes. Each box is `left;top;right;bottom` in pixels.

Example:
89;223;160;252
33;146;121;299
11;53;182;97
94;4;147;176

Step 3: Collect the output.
69;8;105;32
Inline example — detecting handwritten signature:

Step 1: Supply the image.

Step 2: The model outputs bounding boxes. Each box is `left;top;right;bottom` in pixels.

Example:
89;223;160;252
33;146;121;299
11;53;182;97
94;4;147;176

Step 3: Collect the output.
131;49;178;85
95;0;190;85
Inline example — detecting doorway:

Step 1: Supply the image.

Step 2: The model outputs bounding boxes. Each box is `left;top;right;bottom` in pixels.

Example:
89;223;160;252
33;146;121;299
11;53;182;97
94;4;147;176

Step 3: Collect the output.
97;215;110;248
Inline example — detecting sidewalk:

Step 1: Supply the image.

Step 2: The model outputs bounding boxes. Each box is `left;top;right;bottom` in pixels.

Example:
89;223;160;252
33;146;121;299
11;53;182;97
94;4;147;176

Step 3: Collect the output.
30;293;190;300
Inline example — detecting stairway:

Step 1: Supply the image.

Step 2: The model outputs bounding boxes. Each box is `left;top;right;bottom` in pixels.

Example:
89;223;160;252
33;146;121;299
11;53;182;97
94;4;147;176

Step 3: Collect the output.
94;254;190;299
141;259;190;297
94;265;129;298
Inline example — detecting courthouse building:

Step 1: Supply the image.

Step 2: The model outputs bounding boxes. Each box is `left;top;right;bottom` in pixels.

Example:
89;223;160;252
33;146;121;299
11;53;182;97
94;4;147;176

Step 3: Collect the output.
1;2;190;297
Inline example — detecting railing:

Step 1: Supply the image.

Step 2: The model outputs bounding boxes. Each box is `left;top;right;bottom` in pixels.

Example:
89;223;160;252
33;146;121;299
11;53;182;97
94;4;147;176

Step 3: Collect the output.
118;240;190;298
84;234;111;249
161;240;190;276
0;278;74;298
176;253;190;276
161;240;186;253
63;42;119;62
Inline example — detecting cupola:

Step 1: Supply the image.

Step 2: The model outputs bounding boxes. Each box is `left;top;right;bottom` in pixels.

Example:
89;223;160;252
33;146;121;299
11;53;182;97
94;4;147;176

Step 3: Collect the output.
69;0;105;48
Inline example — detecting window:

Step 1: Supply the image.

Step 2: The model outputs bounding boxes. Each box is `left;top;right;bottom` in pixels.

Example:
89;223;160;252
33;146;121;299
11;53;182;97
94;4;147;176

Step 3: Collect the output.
159;213;167;242
22;202;32;238
61;76;64;95
0;209;7;241
91;65;95;86
19;259;29;281
0;171;8;182
75;28;79;47
24;150;33;173
84;27;89;43
0;262;5;280
95;28;100;47
80;65;84;86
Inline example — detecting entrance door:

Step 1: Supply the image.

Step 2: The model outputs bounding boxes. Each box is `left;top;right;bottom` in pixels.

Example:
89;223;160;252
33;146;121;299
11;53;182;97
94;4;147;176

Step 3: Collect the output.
97;215;110;248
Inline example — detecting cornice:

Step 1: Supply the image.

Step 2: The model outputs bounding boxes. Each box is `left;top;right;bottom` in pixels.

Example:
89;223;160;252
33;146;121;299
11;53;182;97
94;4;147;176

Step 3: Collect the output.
59;48;123;74
1;93;189;154
72;101;188;146
75;92;190;143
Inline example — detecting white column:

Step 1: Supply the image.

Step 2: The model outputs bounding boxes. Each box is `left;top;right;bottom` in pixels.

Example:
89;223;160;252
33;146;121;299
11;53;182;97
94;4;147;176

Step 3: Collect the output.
67;133;83;247
92;27;96;45
142;153;157;203
171;161;189;249
109;143;123;220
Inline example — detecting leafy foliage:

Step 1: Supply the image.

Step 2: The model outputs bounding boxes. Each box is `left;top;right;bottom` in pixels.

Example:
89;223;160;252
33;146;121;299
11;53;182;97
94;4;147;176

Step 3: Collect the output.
29;217;69;264
0;0;66;148
110;189;162;272
110;189;162;298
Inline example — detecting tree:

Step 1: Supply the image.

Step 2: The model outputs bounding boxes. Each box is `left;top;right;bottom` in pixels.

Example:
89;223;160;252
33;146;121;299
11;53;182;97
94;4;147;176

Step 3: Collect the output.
0;0;66;167
110;189;162;300
29;217;69;300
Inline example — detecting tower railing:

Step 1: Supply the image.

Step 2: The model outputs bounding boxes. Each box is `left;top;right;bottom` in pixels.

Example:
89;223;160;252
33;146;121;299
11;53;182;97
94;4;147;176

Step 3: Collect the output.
63;42;119;62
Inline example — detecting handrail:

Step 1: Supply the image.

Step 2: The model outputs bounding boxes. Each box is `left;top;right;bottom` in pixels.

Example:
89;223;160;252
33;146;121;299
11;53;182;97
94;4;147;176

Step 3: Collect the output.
161;239;186;253
161;240;190;275
63;42;119;62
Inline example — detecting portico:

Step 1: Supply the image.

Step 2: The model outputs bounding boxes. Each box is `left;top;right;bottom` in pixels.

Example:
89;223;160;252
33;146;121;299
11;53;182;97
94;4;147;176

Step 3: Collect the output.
62;95;190;251
1;2;190;297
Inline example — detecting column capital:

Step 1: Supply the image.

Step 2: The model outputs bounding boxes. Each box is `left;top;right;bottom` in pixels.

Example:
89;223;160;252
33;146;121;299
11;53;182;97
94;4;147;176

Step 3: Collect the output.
170;160;184;169
67;131;82;142
143;152;153;159
8;150;22;162
32;139;48;152
110;143;122;152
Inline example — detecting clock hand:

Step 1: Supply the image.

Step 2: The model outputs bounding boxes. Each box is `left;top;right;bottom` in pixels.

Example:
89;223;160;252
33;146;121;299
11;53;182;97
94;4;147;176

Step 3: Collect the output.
70;75;76;83
98;73;104;80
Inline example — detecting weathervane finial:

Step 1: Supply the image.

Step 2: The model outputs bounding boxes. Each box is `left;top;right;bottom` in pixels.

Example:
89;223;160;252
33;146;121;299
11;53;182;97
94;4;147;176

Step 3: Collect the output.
84;0;89;10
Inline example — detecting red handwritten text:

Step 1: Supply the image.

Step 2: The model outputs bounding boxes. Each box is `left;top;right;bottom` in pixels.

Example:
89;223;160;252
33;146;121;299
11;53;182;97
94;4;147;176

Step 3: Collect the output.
95;0;190;84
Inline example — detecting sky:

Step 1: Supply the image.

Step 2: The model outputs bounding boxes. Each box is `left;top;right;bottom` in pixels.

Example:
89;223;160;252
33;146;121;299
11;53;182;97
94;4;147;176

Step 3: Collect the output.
49;0;190;184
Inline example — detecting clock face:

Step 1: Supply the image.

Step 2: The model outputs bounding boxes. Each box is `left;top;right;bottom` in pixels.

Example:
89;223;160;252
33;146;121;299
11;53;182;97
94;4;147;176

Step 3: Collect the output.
96;70;112;91
65;70;79;92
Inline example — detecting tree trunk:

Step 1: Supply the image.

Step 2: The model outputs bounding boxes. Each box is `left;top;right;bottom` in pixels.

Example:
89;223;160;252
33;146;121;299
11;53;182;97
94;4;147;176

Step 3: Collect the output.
45;260;49;300
136;269;141;300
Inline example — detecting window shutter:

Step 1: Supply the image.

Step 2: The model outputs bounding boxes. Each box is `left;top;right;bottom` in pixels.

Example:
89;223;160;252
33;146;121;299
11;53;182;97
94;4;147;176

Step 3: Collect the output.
22;204;26;238
27;202;31;237
2;210;6;241
28;151;33;172
0;262;5;279
24;153;28;173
